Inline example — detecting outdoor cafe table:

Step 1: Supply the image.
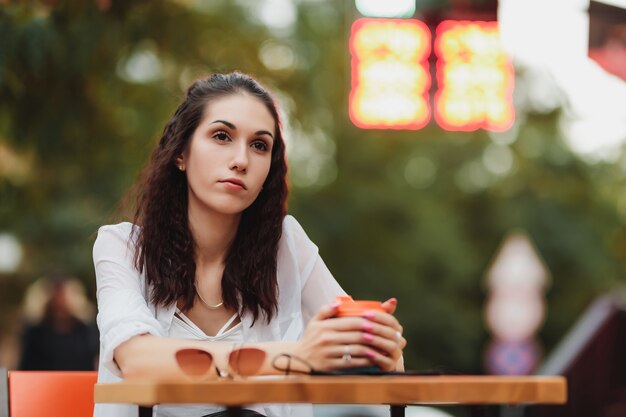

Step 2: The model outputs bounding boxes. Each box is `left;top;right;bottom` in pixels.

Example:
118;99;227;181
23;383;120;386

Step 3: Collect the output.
94;375;567;417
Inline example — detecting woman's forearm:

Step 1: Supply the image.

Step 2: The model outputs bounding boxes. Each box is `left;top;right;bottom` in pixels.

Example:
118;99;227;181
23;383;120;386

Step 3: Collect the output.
114;334;301;380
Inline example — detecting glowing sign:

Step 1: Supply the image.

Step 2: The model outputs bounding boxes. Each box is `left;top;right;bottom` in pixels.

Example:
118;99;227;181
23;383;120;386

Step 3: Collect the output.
434;21;514;132
355;0;415;18
350;18;431;130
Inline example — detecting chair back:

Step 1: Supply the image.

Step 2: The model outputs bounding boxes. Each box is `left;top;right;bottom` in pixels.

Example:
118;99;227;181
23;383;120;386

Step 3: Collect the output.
8;371;97;417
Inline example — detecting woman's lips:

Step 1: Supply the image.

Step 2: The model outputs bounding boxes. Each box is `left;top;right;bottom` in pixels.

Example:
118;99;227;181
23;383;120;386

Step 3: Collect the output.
219;178;246;190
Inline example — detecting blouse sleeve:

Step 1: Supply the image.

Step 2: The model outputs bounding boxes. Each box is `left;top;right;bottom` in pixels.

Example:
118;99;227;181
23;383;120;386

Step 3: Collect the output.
93;224;166;377
285;216;347;323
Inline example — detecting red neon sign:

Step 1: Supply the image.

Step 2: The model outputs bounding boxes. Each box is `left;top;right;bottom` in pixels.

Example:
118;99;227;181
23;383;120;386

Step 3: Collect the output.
434;20;514;132
349;18;431;130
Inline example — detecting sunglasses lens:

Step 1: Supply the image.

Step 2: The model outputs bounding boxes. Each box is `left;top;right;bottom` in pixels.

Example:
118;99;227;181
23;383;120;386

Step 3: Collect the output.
229;347;266;376
176;348;213;377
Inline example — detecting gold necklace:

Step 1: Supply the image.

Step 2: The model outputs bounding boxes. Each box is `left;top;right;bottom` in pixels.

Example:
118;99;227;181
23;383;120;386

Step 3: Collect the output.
195;285;224;309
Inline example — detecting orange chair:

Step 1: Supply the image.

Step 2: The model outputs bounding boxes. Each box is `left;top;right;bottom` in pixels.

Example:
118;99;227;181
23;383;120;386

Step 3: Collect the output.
6;370;97;417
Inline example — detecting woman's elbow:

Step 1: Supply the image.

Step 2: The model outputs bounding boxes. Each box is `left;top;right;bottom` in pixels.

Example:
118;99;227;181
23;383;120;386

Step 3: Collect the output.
112;334;193;380
113;334;156;378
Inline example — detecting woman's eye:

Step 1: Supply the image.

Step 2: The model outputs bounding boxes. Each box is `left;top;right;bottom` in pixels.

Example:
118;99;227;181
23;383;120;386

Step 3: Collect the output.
213;131;230;142
252;141;269;152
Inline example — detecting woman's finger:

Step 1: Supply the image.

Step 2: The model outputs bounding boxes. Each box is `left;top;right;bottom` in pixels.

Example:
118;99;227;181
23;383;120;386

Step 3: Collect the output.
326;330;401;358
322;316;399;334
381;298;397;314
329;336;403;365
319;316;366;332
361;310;403;332
311;302;340;322
361;346;397;371
361;320;404;346
329;343;398;371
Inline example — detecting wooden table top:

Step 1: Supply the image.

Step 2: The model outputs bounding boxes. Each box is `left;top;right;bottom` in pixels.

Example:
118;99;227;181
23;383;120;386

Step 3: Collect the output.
95;375;567;406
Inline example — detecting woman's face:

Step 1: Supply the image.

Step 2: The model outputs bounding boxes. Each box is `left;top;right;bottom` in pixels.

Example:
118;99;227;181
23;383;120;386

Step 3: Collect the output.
180;93;275;218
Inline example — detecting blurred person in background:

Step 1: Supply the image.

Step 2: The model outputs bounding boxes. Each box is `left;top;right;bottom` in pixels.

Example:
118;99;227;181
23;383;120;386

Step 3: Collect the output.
93;72;405;417
18;273;99;370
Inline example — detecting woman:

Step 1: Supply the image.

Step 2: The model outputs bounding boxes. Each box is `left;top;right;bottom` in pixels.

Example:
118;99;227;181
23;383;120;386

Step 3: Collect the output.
93;72;405;417
19;275;99;371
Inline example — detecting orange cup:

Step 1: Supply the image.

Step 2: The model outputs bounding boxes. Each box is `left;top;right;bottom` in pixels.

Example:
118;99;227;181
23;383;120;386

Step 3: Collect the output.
333;295;386;372
334;296;385;317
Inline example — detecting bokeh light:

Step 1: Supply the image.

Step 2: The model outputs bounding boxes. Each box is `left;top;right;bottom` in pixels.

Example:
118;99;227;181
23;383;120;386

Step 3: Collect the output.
349;18;431;130
434;21;515;132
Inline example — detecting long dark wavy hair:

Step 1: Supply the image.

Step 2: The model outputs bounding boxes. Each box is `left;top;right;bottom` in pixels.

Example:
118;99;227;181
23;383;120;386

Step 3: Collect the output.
130;72;288;323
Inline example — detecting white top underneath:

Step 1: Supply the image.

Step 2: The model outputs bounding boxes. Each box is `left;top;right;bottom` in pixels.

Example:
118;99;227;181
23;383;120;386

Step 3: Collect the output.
171;309;241;340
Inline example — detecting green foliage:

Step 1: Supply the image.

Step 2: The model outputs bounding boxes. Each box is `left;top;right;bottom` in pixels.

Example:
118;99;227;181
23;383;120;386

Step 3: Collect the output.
1;0;625;373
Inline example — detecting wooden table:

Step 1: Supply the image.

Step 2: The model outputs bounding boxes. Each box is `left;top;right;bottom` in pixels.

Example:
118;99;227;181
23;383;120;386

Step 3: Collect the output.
95;375;567;417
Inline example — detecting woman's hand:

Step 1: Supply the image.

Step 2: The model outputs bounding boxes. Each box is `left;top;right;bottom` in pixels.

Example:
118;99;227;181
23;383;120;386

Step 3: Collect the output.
294;298;406;372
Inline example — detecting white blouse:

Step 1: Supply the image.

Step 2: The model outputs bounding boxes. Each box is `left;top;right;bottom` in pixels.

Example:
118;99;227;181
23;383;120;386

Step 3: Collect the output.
92;215;346;417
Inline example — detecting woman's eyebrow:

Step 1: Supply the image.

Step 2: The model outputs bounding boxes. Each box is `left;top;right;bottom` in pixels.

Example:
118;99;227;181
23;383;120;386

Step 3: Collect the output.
210;119;274;139
256;130;274;139
210;119;236;129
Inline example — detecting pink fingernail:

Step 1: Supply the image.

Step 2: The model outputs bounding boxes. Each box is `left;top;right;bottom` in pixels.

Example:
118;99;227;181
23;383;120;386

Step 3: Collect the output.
363;333;374;342
388;298;397;304
366;350;376;359
362;311;376;319
362;322;374;332
331;302;340;308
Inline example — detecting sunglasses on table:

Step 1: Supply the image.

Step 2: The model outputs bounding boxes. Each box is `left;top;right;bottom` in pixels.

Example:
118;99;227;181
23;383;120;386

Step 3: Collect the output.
176;347;448;380
175;347;266;379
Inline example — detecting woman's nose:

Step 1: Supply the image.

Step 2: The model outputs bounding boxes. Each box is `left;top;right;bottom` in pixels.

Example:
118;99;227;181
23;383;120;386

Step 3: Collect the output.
229;143;248;173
